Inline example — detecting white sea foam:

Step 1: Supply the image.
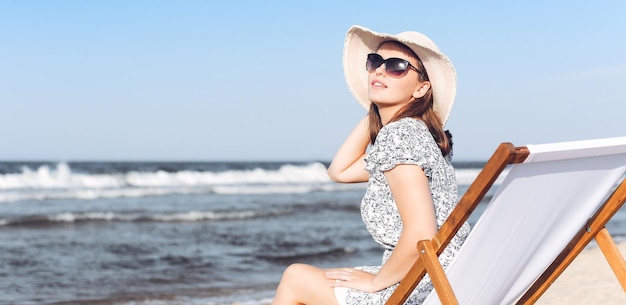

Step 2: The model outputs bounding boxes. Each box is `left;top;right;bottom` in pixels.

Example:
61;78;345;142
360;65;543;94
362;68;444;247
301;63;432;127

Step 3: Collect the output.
0;162;490;203
213;184;315;194
0;210;274;226
124;163;332;187
0;162;125;190
48;212;114;222
0;162;332;190
150;210;260;222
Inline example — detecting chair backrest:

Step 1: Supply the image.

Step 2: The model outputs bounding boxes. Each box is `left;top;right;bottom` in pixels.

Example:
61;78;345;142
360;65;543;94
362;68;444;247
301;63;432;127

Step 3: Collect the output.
423;137;626;305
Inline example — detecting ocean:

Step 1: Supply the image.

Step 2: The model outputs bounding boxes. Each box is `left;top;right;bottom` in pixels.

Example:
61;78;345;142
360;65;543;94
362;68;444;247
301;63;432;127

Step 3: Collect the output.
1;161;625;305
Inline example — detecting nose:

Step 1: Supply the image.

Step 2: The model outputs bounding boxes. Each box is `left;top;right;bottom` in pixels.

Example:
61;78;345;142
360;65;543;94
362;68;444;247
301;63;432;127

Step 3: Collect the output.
374;62;386;76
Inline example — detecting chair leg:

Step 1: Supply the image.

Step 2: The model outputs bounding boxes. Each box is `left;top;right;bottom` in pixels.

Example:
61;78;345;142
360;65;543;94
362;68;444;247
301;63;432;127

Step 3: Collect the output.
595;227;626;292
417;240;459;305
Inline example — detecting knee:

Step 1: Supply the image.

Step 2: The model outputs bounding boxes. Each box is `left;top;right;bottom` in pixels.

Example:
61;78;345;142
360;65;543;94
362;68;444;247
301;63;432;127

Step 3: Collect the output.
281;263;310;282
275;263;312;300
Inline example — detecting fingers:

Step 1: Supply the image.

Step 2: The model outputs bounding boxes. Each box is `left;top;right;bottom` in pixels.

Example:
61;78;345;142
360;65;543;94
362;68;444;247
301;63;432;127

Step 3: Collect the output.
325;268;355;282
325;268;349;288
328;278;344;288
325;268;377;292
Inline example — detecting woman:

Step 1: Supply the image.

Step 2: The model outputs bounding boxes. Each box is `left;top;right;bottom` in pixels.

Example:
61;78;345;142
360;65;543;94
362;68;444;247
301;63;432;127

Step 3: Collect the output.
272;25;470;305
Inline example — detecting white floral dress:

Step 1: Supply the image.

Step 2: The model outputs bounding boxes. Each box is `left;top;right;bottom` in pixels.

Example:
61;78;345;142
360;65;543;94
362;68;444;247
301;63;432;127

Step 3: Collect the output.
342;117;470;305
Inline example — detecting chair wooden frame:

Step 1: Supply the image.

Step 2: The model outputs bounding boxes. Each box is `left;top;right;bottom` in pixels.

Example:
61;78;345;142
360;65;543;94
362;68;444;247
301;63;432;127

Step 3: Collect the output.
385;142;626;305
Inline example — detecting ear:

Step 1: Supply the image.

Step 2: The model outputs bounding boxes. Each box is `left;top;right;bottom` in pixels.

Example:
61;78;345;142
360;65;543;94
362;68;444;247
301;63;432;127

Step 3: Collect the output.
412;81;431;99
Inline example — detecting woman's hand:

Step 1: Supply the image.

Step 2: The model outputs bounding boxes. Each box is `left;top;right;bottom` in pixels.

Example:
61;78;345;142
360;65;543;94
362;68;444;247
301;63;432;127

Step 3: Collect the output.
324;267;380;293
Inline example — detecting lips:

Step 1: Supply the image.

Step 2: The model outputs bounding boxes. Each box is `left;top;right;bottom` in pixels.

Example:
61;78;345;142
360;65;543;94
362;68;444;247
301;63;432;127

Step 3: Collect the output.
371;79;387;88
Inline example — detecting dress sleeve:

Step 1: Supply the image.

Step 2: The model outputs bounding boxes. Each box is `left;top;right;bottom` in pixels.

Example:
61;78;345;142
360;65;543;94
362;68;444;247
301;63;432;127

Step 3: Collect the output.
365;119;438;178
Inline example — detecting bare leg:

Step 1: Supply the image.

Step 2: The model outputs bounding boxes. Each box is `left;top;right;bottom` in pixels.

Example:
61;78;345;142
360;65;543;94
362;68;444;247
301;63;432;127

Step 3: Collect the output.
272;263;340;305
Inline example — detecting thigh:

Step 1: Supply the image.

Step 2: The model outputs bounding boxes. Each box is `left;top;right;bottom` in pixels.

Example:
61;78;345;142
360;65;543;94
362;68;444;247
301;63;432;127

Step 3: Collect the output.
280;263;340;305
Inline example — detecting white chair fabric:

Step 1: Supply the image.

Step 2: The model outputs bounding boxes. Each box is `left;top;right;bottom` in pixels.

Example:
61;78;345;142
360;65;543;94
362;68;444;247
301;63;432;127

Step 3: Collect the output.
423;137;626;305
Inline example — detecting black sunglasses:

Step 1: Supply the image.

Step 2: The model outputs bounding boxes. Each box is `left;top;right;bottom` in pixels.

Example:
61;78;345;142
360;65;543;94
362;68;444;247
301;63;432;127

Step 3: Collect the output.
366;53;422;78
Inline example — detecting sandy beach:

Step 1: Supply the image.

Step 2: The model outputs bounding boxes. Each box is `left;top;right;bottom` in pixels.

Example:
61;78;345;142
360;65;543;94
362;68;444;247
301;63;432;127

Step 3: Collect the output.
536;241;626;305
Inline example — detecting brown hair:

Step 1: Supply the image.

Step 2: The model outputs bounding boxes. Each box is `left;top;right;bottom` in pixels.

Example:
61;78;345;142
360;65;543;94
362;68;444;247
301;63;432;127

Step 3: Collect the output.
367;41;453;157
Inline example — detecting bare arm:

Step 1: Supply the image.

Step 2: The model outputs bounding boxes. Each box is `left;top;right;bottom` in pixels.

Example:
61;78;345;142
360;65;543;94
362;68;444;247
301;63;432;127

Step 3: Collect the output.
327;116;370;183
372;164;437;288
326;163;437;292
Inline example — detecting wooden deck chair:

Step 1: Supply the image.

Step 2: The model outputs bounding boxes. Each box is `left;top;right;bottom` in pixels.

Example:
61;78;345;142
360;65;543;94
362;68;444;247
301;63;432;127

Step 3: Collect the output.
386;137;626;305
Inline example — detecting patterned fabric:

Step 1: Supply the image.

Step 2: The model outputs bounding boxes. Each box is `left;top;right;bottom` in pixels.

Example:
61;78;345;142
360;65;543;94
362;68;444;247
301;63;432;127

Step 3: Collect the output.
343;117;470;305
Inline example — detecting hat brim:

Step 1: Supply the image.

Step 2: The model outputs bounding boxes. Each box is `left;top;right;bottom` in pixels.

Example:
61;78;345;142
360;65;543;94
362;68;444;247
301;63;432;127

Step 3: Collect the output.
342;25;457;126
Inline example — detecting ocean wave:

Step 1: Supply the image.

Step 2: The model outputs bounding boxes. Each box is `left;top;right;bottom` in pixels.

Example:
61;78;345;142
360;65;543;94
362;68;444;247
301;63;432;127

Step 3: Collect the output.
0;210;290;227
0;162;332;190
255;246;358;263
0;187;199;203
0;162;487;190
0;183;367;203
0;162;490;203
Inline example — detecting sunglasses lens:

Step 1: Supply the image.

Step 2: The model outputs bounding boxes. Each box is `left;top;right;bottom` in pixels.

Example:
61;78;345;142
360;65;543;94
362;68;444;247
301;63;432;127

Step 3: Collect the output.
366;54;384;72
385;58;409;77
366;54;411;78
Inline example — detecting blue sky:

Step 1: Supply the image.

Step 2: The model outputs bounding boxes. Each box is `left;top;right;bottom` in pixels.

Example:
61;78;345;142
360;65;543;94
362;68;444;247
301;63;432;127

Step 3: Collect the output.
1;1;625;161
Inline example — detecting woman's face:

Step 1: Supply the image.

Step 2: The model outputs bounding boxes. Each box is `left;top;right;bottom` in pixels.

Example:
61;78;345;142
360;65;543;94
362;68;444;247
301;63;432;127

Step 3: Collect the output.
367;42;428;110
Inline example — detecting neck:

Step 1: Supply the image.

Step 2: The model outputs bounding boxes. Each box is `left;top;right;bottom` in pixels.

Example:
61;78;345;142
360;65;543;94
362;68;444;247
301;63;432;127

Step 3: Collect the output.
377;104;406;125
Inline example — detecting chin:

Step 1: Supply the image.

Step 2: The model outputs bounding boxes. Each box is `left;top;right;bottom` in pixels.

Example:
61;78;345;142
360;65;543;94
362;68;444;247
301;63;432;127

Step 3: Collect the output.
368;96;387;105
370;99;396;108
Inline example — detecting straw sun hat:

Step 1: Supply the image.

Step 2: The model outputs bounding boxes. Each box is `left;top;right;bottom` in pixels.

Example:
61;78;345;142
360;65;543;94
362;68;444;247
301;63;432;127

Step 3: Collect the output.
343;25;457;126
